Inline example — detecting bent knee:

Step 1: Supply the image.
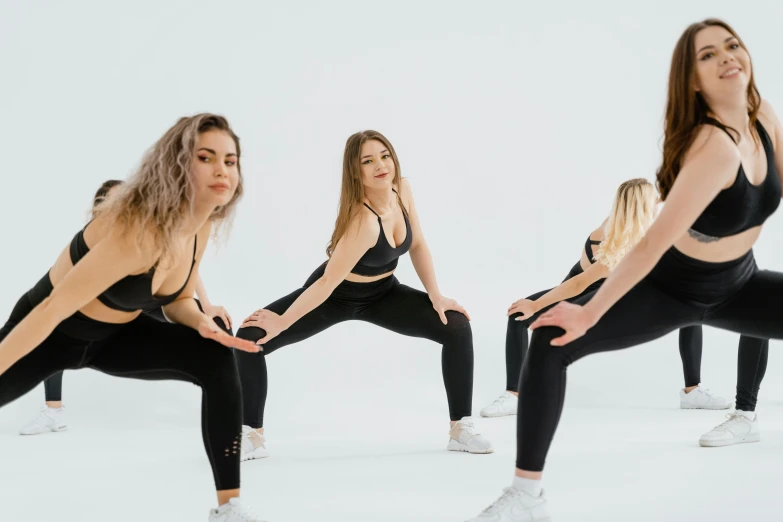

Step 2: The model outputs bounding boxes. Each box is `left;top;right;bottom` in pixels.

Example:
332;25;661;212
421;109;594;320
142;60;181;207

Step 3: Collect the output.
236;326;266;343
527;326;572;367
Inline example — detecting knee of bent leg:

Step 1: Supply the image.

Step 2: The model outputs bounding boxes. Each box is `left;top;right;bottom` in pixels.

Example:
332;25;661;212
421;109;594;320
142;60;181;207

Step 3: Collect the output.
526;326;572;369
442;310;472;343
236;325;266;343
508;313;532;330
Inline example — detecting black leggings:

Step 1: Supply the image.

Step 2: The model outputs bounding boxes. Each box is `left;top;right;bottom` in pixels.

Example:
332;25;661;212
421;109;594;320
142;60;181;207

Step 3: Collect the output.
517;248;776;471
506;263;768;410
235;263;473;428
39;306;212;402
0;275;243;490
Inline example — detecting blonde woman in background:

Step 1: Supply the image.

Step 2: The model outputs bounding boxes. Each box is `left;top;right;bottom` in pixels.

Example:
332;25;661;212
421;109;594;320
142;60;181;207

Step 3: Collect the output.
481;178;767;419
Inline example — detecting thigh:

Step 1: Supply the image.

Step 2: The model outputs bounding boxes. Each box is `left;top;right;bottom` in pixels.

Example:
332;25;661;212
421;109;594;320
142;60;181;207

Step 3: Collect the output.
236;287;352;354
357;282;471;343
704;269;783;339
530;279;702;366
86;314;238;388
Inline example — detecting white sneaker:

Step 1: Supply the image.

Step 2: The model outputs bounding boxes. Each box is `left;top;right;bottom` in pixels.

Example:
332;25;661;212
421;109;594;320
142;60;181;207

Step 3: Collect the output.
466;487;551;522
240;425;269;462
208;497;265;522
19;406;68;435
448;418;494;454
699;411;760;447
480;391;518;418
679;385;730;410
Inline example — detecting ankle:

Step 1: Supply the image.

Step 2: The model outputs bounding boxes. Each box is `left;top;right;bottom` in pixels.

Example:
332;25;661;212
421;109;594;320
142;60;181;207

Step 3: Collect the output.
512;476;542;496
684;385;699;394
507;390;519;397
45;401;63;409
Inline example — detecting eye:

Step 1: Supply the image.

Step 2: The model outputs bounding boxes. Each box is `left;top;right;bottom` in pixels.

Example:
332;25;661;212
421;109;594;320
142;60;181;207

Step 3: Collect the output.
729;42;740;50
198;155;211;163
382;154;391;159
225;160;236;166
699;52;714;61
362;159;372;165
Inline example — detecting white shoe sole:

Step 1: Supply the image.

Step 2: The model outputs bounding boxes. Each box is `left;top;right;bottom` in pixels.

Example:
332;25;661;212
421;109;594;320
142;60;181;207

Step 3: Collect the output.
699;432;761;447
241;448;270;462
447;440;494;454
480;409;516;418
20;425;67;436
680;403;731;410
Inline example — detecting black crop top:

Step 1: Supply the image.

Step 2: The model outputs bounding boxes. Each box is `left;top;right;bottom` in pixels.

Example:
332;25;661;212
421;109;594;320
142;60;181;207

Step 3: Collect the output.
69;226;198;312
351;190;413;276
584;237;601;263
689;119;781;238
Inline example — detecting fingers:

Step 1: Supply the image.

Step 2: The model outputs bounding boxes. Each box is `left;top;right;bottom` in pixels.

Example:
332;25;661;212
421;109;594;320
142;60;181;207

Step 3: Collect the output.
529;312;556;330
437;309;448;325
455;304;471;321
225;312;233;329
255;331;278;345
550;331;579;346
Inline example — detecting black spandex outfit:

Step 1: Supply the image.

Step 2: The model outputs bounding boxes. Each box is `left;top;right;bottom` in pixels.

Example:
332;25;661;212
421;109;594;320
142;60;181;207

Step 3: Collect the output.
516;119;780;471
506;237;768;411
40;302;220;402
0;227;242;491
235;191;473;428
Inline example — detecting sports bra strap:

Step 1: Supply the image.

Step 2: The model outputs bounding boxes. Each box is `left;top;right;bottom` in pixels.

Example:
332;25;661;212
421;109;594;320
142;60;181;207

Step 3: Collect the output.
702;117;738;144
363;203;380;217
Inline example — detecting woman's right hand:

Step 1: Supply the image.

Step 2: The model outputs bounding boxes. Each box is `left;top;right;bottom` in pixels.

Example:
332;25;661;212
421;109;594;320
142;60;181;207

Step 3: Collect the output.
508;298;537;319
198;316;260;353
529;301;596;346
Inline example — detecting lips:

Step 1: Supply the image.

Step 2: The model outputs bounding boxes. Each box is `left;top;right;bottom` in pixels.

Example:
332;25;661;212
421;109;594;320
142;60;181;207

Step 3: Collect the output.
209;183;230;191
720;67;741;79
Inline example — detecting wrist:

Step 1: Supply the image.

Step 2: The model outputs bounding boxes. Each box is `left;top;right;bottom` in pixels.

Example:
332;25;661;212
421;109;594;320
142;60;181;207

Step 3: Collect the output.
582;303;602;328
428;290;443;302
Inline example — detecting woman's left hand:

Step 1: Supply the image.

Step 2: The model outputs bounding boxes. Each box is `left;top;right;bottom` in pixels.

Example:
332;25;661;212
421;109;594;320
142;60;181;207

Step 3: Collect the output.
529;301;593;346
241;309;287;345
202;303;232;329
430;295;470;324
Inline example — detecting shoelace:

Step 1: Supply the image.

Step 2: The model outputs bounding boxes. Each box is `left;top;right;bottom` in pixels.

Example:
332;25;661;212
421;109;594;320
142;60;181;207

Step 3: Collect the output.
492;393;513;405
481;488;519;515
713;413;745;431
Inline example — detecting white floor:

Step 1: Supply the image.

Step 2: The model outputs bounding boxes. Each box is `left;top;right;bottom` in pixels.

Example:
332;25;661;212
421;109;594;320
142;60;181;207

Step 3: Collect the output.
0;326;780;521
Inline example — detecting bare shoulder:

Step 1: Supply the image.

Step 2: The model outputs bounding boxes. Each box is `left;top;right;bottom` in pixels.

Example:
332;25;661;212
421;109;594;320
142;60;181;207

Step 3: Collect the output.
348;205;381;241
758;99;781;146
683;123;741;168
398;177;415;209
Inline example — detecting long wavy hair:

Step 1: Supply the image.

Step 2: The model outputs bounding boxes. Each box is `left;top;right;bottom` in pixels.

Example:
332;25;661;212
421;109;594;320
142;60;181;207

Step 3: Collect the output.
326;130;403;257
96;114;243;264
656;19;761;200
91;179;123;219
594;178;658;270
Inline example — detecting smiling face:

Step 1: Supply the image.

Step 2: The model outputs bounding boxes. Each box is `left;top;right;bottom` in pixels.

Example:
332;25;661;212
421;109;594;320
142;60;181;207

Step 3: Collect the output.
693;25;751;102
191;129;240;208
359;139;397;190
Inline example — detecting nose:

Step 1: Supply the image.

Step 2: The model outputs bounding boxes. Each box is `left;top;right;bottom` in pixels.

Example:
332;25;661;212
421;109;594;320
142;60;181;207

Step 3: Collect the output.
214;162;227;177
718;50;735;65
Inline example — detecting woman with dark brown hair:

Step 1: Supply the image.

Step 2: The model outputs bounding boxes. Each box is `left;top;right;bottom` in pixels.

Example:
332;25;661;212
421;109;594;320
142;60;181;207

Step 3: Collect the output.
234;130;492;460
469;19;782;520
19;179;238;437
0;115;264;521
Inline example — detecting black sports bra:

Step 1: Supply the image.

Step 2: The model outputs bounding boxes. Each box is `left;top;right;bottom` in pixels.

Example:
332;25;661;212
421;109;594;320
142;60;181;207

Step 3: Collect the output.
351;189;413;276
584;237;601;263
689;119;781;238
69;226;198;313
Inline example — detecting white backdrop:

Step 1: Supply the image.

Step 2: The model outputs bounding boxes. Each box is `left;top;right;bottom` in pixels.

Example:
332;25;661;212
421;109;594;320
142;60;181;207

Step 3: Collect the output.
1;1;783;519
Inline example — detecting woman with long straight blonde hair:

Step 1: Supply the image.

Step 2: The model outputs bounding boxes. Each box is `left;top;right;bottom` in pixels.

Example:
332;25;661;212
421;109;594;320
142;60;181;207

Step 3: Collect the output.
234;130;493;460
481;178;753;419
470;18;783;520
0;114;264;521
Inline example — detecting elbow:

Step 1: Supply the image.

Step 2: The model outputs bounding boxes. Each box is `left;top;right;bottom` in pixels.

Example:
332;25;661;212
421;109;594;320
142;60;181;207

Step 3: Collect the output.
314;275;340;295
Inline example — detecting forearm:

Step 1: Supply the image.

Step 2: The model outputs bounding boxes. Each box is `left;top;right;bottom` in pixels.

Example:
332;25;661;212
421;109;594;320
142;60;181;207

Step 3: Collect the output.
531;280;583;313
410;245;442;298
582;240;662;324
279;278;336;329
162;297;207;330
0;300;60;375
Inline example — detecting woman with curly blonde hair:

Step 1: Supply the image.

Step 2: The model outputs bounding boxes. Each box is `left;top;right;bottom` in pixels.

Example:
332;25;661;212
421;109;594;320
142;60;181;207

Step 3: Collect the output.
480;177;763;418
0;114;263;521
